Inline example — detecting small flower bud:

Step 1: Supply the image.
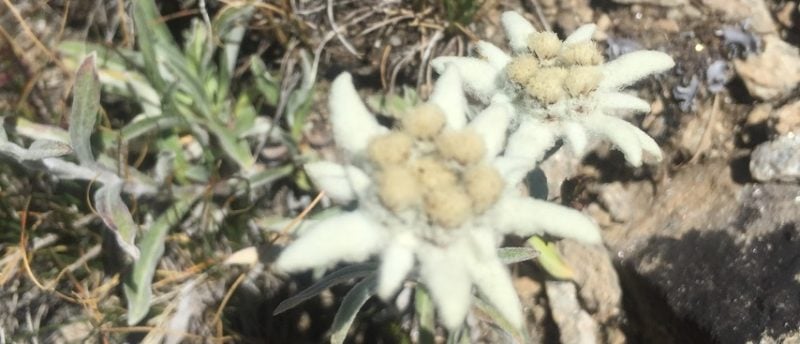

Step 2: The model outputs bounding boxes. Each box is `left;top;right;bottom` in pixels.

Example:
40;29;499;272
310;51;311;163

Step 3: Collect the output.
412;157;457;190
367;132;414;167
564;66;602;96
506;55;540;85
377;167;422;212
436;129;486;165
525;67;567;104
527;32;562;60
424;187;473;228
464;164;505;213
559;42;603;66
402;103;447;139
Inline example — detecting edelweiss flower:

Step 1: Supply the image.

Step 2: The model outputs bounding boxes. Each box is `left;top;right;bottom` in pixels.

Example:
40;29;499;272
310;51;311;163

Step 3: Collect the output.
432;11;675;184
275;68;601;330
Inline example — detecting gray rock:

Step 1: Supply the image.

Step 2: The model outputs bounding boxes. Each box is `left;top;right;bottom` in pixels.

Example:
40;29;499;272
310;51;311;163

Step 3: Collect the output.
545;281;599;344
734;35;800;101
750;133;800;182
601;161;800;343
610;0;688;6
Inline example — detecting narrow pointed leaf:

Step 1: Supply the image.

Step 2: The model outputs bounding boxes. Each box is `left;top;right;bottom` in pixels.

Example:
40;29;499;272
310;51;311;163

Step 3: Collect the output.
497;247;540;264
94;181;140;259
124;193;199;325
69;54;101;165
415;286;436;344
528;236;575;280
329;275;377;344
273;263;377;316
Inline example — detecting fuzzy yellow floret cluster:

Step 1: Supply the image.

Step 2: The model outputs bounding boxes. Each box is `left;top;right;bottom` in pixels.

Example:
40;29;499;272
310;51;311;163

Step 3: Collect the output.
505;31;604;104
366;104;505;228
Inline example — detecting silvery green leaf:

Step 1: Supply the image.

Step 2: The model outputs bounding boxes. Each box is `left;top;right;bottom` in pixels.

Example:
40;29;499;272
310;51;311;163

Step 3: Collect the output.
213;4;253;76
472;296;527;343
132;0;179;92
15;117;70;143
119;115;182;142
94;181;140;259
124;193;199;325
415;286;436;344
41;158;118;184
24;140;73;160
329;275;377;344
69;54;101;166
497;247;540;264
250;57;279;106
206;121;254;169
273;263;377;316
154;151;175;185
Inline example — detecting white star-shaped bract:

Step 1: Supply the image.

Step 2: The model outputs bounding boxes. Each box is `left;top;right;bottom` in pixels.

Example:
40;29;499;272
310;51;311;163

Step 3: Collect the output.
275;68;601;331
432;11;675;185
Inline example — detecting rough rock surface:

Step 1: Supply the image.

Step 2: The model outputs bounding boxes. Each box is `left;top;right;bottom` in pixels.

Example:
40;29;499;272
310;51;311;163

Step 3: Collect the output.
558;240;622;323
545;281;599;344
734;35;800;101
601;161;800;343
774;101;800;135
750;133;800;182
700;0;777;34
610;0;689;7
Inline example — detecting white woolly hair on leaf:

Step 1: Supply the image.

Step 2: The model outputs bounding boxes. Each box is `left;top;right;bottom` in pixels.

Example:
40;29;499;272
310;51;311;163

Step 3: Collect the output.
581;114;645;166
275;212;385;272
563;24;597;45
497;120;558;185
501;11;537;52
493;196;602;244
468;100;512;159
429;67;468;130
304;161;371;203
377;236;416;300
329;73;386;154
628;122;663;161
468;258;525;329
476;41;512;70
560;121;589;156
461;229;525;329
600;51;675;90
416;244;473;330
431;56;500;103
596;91;652;115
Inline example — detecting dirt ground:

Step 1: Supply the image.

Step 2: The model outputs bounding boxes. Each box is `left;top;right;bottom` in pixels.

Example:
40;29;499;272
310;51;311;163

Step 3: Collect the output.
1;0;799;343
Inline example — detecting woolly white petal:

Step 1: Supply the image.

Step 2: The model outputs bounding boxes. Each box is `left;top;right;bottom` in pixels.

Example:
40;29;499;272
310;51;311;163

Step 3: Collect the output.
582;114;646;166
596;91;652;114
495;119;557;185
460;230;525;328
329;73;386;154
563;24;597;45
468;258;524;328
493;196;602;244
561;121;588;156
468;99;512;159
628;122;663;161
431;57;499;102
600;51;675;90
430;67;468;130
304;161;370;203
476;41;512;70
376;233;417;300
275;212;385;272
501;11;536;53
417;245;472;330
